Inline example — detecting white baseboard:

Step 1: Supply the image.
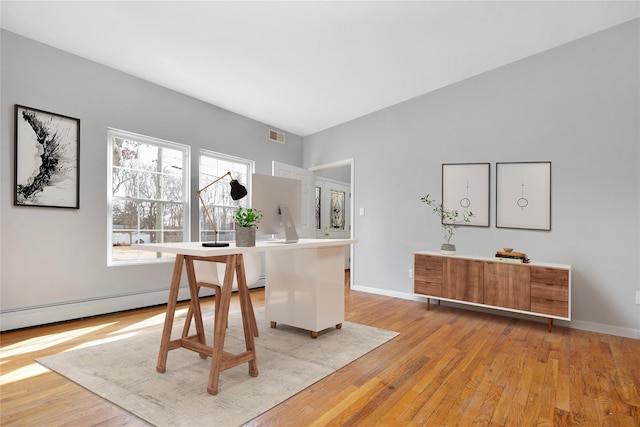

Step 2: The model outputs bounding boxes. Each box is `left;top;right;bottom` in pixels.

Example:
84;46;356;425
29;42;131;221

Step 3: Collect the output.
568;319;639;339
0;288;189;331
1;279;265;332
352;285;640;339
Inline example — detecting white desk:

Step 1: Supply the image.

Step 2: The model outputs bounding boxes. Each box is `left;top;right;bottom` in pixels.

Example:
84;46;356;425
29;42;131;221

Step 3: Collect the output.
137;238;354;257
134;238;355;394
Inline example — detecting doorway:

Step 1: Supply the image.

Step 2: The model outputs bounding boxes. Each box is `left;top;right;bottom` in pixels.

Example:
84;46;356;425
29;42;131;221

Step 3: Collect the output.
272;159;355;285
309;159;354;273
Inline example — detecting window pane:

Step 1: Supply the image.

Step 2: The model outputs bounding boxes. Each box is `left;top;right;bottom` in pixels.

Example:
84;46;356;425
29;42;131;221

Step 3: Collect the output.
199;150;253;243
138;201;158;231
138;171;157;199
162;174;183;202
138;143;160;170
162;230;185;243
161;202;185;230
112;168;138;198
109;129;189;264
112;199;138;230
112;137;138;169
315;186;321;229
330;190;345;230
160;147;184;172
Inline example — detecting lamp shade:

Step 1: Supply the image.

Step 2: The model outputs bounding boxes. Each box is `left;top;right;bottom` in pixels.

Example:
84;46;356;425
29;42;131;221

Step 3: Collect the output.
229;179;248;200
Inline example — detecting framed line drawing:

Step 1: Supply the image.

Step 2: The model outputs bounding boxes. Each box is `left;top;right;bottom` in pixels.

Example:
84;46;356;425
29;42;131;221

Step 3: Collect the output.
496;161;551;230
14;105;80;209
442;163;490;227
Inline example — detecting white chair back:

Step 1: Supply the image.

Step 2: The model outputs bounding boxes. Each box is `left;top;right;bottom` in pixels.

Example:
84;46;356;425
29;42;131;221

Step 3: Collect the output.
193;252;262;289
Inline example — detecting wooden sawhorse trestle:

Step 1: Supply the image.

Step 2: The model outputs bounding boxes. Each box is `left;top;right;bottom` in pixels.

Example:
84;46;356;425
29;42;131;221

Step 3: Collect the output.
155;253;258;395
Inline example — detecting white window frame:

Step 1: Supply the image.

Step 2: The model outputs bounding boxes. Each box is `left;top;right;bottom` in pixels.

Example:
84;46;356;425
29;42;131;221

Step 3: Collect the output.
198;149;254;243
107;128;190;265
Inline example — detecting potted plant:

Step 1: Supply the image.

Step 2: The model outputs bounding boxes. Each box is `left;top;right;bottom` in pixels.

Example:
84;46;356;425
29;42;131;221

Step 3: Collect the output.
232;207;263;247
420;194;473;254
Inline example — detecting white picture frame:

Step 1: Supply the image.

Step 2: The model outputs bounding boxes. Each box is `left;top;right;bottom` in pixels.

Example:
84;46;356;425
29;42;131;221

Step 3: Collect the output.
442;163;490;227
496;161;551;230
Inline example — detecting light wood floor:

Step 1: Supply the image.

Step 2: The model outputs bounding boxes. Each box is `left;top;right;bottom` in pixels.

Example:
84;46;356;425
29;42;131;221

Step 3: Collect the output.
1;277;639;426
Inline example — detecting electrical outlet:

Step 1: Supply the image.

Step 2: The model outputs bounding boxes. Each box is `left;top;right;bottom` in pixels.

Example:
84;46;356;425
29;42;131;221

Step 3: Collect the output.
636;290;640;305
409;268;413;279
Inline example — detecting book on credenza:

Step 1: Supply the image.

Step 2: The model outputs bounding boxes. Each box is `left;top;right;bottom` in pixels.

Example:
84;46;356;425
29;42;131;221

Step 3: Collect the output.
495;250;527;258
494;249;529;263
495;256;530;264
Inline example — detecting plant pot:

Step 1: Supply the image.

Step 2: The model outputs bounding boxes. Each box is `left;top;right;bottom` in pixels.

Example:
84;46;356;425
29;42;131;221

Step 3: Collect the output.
441;243;456;255
235;227;256;247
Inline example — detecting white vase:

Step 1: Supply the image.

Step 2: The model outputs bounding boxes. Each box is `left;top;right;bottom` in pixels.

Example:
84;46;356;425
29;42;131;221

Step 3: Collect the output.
441;243;456;255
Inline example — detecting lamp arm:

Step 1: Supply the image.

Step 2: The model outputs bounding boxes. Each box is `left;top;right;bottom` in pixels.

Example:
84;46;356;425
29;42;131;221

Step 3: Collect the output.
197;190;220;244
196;171;234;245
197;171;232;194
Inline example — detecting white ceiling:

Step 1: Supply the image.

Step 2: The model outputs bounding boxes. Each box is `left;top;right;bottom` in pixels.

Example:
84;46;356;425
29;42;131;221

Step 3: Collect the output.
1;1;638;136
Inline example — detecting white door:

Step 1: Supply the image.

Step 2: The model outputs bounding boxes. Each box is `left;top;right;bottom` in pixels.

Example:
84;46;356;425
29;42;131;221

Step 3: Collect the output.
272;161;315;238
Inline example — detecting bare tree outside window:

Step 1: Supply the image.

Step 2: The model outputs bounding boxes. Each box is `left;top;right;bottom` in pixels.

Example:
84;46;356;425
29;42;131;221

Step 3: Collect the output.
109;130;189;263
199;150;253;243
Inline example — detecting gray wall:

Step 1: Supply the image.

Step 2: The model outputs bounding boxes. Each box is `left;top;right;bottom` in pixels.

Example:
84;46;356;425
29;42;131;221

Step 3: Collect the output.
316;165;351;183
303;20;640;337
0;30;303;329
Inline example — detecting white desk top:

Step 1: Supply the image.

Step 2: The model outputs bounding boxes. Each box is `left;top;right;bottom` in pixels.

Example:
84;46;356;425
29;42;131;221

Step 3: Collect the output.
133;238;356;257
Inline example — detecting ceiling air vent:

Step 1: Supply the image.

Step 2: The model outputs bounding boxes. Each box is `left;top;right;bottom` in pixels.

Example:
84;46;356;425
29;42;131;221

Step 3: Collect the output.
269;129;285;144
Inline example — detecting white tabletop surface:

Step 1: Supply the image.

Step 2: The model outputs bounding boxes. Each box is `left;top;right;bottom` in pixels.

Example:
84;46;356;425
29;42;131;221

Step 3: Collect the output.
132;238;356;257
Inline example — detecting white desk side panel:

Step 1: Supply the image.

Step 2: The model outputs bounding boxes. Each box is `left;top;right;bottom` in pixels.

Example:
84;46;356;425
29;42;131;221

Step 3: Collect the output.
265;245;345;332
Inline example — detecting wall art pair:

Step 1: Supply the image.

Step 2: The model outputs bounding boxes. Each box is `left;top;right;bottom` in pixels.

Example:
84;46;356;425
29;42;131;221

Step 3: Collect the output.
442;162;551;231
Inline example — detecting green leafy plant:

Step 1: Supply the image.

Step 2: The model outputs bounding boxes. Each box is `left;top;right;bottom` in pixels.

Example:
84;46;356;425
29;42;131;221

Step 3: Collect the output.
420;194;474;244
232;207;263;228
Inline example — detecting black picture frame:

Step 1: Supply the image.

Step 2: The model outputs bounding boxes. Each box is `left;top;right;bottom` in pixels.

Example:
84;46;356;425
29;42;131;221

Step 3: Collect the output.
14;105;80;209
496;161;551;230
442;162;490;227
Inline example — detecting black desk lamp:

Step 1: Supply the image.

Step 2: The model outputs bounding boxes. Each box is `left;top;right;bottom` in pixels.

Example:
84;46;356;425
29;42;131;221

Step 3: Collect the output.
197;172;248;247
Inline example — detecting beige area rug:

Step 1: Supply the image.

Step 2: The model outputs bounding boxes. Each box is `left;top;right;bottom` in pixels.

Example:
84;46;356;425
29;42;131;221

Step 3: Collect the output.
37;308;398;427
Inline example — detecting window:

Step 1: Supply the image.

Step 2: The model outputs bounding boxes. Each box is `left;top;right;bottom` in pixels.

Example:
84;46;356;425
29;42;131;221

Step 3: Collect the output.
108;129;190;264
330;189;345;230
315;186;321;229
199;150;253;243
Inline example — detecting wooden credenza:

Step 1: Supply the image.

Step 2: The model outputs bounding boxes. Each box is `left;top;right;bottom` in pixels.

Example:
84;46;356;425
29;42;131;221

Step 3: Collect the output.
414;252;571;332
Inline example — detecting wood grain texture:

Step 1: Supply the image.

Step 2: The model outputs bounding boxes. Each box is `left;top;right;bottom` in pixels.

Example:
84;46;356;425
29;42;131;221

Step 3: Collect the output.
443;258;484;303
531;266;569;286
484;262;531;311
414;254;443;271
2;272;639;426
414;254;444;297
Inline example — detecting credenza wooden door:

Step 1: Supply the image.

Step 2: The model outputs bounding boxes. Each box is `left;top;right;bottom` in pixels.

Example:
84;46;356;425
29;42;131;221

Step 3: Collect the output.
443;258;484;303
484;263;531;311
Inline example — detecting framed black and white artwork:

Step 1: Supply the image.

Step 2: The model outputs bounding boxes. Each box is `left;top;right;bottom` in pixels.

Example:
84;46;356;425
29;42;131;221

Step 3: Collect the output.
14;105;80;209
442;163;490;227
496;161;551;230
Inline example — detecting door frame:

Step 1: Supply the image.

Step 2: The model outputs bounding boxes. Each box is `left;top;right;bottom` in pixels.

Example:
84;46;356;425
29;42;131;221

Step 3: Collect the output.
309;158;355;289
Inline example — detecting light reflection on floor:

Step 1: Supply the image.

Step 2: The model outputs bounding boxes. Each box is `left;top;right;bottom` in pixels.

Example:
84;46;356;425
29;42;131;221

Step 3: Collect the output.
0;307;191;386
